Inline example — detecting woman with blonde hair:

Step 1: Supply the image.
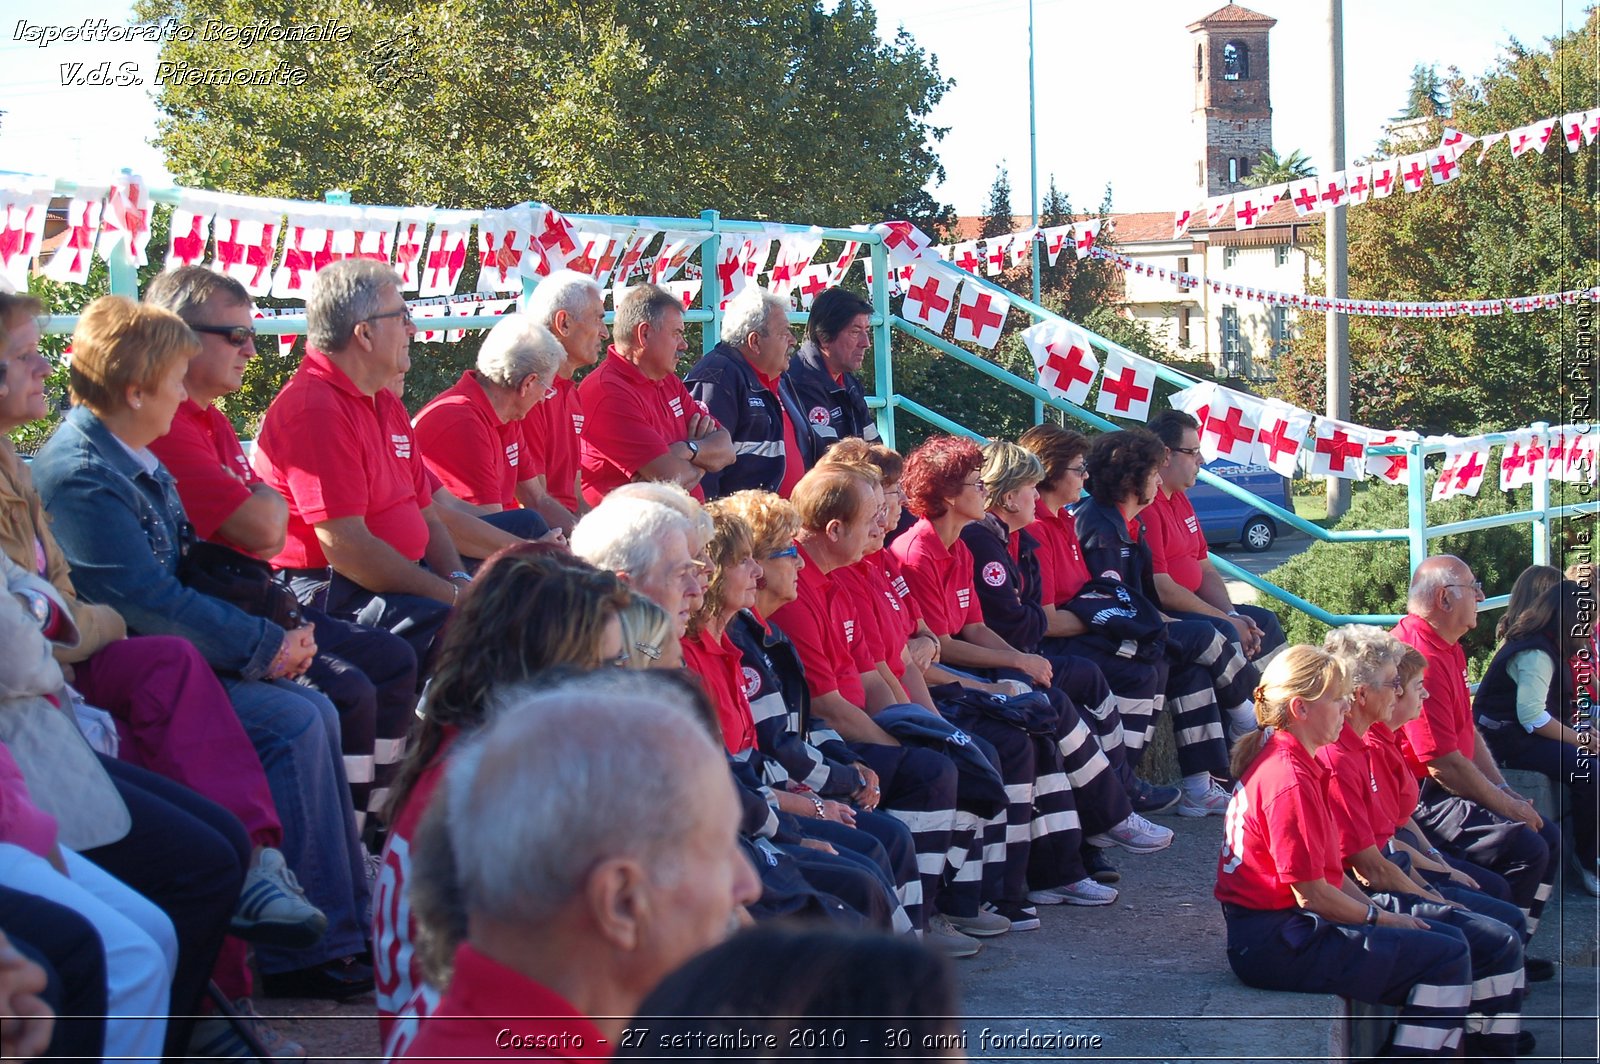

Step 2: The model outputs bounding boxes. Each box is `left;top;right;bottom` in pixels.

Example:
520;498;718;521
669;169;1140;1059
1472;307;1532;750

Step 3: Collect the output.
1216;645;1472;1059
614;593;682;669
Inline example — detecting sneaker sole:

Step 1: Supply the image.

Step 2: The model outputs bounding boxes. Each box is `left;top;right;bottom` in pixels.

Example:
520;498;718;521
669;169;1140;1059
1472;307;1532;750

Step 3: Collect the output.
1085;832;1174;855
1176;803;1226;818
1088;867;1121;884
941;920;1010;938
1133;793;1183;815
228;915;329;950
929;936;983;958
1025;890;1067;906
1006;916;1042;931
1060;892;1118;906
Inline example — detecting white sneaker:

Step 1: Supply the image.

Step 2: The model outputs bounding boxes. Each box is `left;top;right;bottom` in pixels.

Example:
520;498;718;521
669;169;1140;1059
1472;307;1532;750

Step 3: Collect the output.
1177;780;1231;817
1027;877;1119;906
1574;853;1600;897
1087;811;1174;854
925;914;983;957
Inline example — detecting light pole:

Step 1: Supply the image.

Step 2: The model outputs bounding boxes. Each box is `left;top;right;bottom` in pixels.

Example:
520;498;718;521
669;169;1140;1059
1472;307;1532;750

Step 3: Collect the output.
1029;0;1044;425
1325;0;1351;519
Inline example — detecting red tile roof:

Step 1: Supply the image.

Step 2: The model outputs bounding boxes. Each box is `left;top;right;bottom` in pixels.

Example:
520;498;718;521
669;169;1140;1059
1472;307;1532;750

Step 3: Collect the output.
1189;3;1277;28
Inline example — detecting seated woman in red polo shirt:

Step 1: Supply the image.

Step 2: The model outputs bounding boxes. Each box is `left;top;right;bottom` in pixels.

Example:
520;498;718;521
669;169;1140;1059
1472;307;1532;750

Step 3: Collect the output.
1215;645;1472;1059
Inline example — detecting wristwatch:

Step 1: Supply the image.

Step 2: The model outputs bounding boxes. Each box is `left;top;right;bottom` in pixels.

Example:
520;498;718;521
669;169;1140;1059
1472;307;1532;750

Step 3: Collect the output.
684;438;701;460
13;587;51;629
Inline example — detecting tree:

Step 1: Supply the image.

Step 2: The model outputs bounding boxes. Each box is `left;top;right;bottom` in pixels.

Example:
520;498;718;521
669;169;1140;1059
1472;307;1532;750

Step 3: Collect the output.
979;165;1015;239
1243;148;1315;188
1271;11;1597;435
1394;63;1449;120
133;0;952;227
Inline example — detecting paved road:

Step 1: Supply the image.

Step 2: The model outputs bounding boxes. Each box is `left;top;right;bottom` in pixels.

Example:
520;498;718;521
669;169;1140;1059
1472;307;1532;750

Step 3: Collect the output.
1213;527;1309;606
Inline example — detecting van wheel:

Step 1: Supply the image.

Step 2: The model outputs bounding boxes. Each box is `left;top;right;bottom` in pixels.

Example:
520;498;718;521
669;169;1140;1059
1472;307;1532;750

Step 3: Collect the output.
1242;517;1275;552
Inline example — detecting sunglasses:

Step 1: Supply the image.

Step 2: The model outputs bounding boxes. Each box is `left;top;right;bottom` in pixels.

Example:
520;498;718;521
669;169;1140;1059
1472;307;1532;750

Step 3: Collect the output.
365;306;415;327
768;545;800;561
189;324;258;348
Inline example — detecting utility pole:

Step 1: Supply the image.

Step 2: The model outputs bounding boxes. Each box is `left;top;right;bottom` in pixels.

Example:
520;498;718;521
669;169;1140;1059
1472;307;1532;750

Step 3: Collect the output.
1325;0;1351;519
1029;0;1044;426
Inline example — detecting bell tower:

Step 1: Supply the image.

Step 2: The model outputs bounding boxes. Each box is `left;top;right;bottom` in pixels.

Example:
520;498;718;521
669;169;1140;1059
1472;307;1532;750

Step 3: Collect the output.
1188;4;1276;199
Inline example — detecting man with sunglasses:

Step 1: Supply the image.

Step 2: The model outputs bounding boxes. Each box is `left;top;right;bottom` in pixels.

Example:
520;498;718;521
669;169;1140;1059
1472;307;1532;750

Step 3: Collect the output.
1144;410;1284;661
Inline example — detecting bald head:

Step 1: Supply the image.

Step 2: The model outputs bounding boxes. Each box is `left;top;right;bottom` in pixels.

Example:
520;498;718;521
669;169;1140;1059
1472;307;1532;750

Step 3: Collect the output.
1407;554;1481;641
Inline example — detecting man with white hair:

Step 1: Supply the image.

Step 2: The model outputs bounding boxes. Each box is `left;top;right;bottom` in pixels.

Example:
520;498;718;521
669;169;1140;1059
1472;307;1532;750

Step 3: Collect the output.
1394;554;1560;975
685;286;812;498
254;259;469;665
395;681;761;1058
521;271;609;532
571;495;703;638
413;316;563;523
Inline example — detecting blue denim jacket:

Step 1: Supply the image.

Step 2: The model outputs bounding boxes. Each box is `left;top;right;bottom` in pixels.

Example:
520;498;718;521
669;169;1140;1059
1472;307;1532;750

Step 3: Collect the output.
29;405;282;678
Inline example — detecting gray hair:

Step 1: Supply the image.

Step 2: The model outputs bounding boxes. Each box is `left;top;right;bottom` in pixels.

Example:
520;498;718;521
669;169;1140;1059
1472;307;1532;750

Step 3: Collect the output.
1323;624;1402;690
307;258;402;352
476;314;564;390
608;481;713;543
444;681;719;925
719;286;788;346
1407;554;1466;611
143;265;250;320
614;283;682;348
571;496;693;580
524;269;602;328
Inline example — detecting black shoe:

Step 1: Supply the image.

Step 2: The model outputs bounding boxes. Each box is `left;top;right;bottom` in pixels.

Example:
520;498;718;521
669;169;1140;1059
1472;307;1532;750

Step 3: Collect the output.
1084;849;1121;884
1131;778;1182;815
1524;956;1556;982
985;901;1041;932
260;956;375;1001
1517;1029;1537;1055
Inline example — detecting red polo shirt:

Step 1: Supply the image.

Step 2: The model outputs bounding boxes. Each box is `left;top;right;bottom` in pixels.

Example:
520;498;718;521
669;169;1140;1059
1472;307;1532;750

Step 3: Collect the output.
1363;720;1419;841
522;375;583;511
889;518;983;639
770;544;867;706
681;627;759;755
1144;488;1207;593
754;369;805;498
578;347;711;505
834;559;903;678
1214;730;1345;911
150;399;261;551
413;371;530;509
253;348;432;569
1030;499;1091;605
1314;722;1382;860
1391;613;1478;778
396;944;606;1063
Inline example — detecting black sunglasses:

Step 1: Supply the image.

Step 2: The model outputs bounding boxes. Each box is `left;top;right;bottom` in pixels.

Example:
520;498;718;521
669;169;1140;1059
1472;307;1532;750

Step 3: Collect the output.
189;324;258;347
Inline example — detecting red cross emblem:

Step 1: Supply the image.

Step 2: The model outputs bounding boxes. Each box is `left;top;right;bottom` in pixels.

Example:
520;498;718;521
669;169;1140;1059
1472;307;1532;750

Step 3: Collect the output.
1402;160;1428;191
1512;131;1532;154
1041;342;1094;395
394;223;426;284
1235;198;1260;227
1075;227;1098;254
985;243;1008;272
278;228;316;291
426;233;466;289
1258;418;1299;465
1100;366;1149;413
1204;406;1255;454
808;406;831;427
798;270;828;300
1321;181;1345;207
1314;428;1363;472
1429;152;1458;183
954;246;980;272
1453;450;1486;489
1348;173;1370;200
958;292;1005;336
213;218;247;271
1372;167;1395;196
170;214;207;266
1292;185;1320;212
881;222;917;251
540;210;578;256
905;275;951;321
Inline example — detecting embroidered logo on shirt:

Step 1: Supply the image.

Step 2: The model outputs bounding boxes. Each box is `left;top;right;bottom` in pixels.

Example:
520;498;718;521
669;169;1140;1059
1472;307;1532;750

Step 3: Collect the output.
741;666;762;699
808;406;830;426
571;412;585;435
1099;569;1122;579
667;396;684;418
892;575;912;600
842;618;856;644
391;433;412;459
505;441;520;467
955;588;971;609
747;396;766;408
981;561;1007;587
949;729;971;747
1184;515;1199;535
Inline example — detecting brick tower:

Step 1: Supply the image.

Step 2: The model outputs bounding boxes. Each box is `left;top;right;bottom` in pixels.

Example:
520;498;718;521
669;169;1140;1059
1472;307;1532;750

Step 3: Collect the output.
1188;3;1276;199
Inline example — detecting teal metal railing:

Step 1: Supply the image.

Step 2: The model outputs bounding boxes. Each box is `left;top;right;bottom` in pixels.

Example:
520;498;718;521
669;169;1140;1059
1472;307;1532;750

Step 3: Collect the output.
26;175;1595;627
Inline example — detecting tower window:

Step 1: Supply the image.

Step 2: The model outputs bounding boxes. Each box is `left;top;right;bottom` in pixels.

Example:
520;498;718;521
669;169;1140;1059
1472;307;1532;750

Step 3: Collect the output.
1228;158;1238;184
1223;41;1248;80
1196;45;1204;82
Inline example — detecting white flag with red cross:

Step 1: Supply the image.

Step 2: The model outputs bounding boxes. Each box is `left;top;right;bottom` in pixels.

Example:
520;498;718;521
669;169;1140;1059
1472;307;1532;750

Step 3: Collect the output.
951;279;1010;348
1318;172;1349;211
1009;232;1034;268
96;173;152;266
412;300;448;344
418;219;473;297
1398;153;1430;194
649;232;702;285
1072;221;1102;259
661;279;701;310
1196;388;1263;464
982;236;1011;276
872;221;932;269
1369;159;1398;199
949;241;982;274
42;191;107;284
1231;189;1269;230
252;308;297;359
1438;128;1477;160
1498;430;1540;490
1343;165;1374;206
476;207;533;293
1543;427;1592;484
1286;179;1321;217
1306;417;1370;479
1172;207;1194;240
1564;430;1598;484
272;217;342;299
1529;117;1560;154
611;230;656;289
1042;225;1072;265
900;262;959;334
1255;399;1313;477
1562;112;1589;152
336;208;400;267
1094;348;1157;423
392;218;432;292
712;240;750;309
1204;196;1231;227
830;239;862;281
210;209;282;296
1167;380;1217;443
532;206;581;272
1426;147;1461;186
1024;319;1099;405
1364;430;1418;485
769;232;823;299
793;263;832;309
1507;124;1542;159
578;227;627;288
1432;441;1492;500
1582;107;1600;146
0;176;54;291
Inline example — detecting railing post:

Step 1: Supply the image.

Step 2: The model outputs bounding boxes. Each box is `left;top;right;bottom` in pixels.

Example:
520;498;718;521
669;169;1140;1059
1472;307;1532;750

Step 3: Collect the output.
869;239;895;449
1032;233;1044;427
700;210;721;356
105;168;141;298
1531;421;1551;566
1406;434;1428;576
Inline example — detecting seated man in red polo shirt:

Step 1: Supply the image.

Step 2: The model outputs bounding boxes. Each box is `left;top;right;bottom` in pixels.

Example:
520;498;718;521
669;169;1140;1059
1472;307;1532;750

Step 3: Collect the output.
412;317;563;541
1145;410;1284;661
523;271;609;533
578;284;734;505
253;259;472;668
397;676;760;1062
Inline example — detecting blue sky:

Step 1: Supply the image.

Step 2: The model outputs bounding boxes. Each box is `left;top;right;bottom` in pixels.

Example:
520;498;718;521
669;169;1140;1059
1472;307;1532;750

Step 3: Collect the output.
0;0;1589;214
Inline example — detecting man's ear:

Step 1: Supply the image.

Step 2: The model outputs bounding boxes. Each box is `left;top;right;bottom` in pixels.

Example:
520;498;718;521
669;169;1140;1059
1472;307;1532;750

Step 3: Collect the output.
585;856;649;951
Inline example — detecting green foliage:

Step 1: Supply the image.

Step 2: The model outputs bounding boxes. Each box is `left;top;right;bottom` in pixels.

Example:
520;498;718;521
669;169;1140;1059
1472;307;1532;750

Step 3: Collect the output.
1263;451;1592;677
1272;12;1598;435
1243;147;1315;188
980;165;1015;239
135;0;953;228
1395;63;1449;121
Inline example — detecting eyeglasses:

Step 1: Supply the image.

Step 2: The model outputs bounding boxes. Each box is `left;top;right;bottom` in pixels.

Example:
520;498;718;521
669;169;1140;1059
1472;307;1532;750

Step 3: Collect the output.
1064;464;1088;476
1445;581;1484;594
1382;678;1405;692
768;545;800;561
1169;446;1203;457
963;479;988;493
364;306;414;327
189;324;258;348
